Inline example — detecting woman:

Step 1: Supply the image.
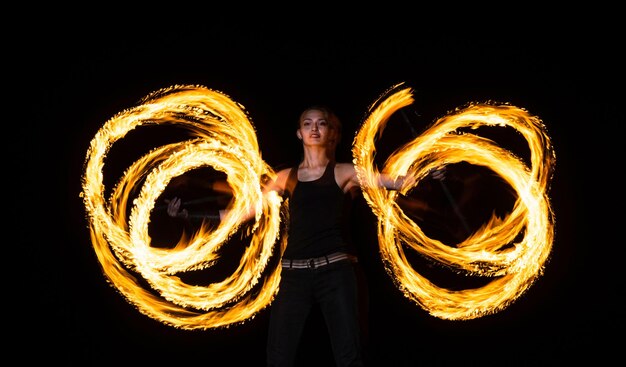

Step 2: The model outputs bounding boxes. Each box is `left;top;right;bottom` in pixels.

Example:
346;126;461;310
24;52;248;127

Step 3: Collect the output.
168;105;440;366
263;106;371;367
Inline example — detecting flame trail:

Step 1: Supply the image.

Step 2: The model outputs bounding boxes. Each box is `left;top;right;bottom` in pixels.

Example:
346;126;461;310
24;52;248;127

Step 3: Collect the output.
81;85;284;329
353;83;556;320
81;83;555;328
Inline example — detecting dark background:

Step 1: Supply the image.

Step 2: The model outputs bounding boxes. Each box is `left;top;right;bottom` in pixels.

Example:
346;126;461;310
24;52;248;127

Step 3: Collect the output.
25;15;621;366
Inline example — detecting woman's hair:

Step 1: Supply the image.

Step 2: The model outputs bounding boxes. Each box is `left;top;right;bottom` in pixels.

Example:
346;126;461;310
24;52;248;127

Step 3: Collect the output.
298;105;342;150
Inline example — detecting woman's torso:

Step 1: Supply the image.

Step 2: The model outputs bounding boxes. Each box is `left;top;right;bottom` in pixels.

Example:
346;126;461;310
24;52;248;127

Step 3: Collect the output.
283;161;355;259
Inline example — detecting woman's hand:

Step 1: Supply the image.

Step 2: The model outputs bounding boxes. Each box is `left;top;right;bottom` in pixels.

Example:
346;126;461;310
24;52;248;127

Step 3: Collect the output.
165;197;188;219
430;167;446;181
391;166;446;190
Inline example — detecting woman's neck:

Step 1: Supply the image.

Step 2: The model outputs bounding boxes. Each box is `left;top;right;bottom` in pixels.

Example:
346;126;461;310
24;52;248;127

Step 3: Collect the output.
300;147;332;169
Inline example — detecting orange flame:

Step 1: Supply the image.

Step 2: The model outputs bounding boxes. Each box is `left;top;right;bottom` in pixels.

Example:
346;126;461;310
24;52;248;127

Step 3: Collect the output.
81;83;555;328
354;83;556;320
81;85;284;329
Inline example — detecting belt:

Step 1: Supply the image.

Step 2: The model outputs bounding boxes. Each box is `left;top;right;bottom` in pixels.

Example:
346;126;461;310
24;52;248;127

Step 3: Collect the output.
282;252;357;269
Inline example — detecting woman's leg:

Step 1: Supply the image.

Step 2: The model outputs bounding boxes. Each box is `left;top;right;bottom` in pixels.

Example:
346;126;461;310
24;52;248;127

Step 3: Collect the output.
316;261;366;367
267;269;313;367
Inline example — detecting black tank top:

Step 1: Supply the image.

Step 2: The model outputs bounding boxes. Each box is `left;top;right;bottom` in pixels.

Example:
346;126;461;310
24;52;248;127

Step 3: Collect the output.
283;162;354;259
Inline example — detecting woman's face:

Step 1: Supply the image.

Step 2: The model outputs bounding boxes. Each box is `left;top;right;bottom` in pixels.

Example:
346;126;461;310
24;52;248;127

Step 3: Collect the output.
297;109;337;148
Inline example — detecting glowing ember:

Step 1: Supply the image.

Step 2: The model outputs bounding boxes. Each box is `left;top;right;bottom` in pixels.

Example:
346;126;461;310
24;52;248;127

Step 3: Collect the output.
81;83;555;328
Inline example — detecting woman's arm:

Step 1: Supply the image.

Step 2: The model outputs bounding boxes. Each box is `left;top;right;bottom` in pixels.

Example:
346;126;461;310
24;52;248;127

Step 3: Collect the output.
337;162;445;192
166;168;291;222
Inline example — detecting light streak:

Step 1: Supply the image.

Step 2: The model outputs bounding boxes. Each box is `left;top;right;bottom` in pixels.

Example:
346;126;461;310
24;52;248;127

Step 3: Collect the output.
353;83;556;320
81;85;285;329
81;83;555;328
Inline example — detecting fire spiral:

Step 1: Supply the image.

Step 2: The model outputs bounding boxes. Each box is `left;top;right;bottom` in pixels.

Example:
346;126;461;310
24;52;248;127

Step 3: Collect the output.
81;83;555;328
353;84;556;320
81;85;284;329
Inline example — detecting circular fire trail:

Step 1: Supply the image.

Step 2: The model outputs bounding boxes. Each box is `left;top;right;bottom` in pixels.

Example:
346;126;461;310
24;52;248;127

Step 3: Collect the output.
81;83;555;328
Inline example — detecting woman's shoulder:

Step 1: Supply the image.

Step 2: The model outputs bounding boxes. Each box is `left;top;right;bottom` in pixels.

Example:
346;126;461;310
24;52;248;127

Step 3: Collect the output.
270;167;296;192
334;162;356;173
333;162;359;192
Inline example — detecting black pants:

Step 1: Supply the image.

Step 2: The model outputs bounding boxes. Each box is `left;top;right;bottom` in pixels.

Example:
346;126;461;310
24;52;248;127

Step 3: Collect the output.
266;260;368;367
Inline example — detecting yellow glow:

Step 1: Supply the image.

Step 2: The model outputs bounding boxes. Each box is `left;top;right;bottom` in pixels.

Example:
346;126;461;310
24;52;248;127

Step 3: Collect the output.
353;83;556;320
81;83;555;328
81;85;284;329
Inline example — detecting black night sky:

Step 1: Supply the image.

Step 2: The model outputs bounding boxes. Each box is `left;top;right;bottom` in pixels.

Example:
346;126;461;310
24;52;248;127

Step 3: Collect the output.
25;15;621;366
